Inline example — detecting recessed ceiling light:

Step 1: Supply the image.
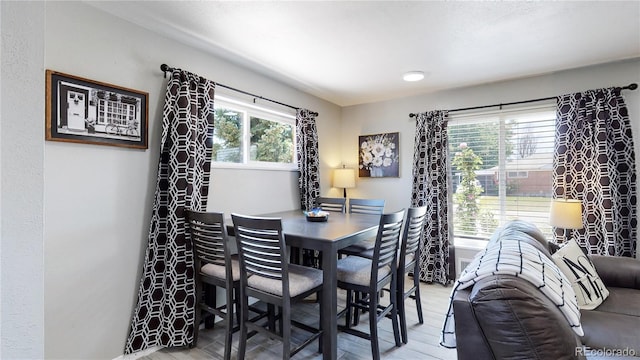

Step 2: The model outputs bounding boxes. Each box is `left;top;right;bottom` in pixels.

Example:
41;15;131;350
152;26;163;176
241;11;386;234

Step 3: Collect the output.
403;71;425;82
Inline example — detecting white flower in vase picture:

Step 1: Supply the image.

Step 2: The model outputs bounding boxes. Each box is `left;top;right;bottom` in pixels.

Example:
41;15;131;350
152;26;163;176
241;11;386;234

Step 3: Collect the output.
358;132;399;177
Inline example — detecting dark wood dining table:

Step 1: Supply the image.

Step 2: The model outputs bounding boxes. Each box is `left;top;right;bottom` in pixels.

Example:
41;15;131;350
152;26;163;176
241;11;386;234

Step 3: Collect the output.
230;209;380;360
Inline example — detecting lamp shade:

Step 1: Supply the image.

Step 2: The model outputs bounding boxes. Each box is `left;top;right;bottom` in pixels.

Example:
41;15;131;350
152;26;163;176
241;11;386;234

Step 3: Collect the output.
333;168;356;189
549;199;583;229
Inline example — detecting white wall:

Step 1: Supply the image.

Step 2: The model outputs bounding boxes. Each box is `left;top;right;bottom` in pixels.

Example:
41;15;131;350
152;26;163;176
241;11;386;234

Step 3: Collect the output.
341;59;640;215
0;1;45;358
38;2;340;359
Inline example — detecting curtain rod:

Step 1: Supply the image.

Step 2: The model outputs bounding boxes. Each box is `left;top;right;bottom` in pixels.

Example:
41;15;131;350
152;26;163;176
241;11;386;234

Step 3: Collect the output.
408;83;638;118
160;64;318;116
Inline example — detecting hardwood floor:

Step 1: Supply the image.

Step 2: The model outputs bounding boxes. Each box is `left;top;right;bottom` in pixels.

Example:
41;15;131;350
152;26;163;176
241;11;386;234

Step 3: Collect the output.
140;278;457;360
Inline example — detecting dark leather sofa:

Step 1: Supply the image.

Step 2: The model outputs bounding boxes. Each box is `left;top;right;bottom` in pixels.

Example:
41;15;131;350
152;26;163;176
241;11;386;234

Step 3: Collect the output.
452;224;640;360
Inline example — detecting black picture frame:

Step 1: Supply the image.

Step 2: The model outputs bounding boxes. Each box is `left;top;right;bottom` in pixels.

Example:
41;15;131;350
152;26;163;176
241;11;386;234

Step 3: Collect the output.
358;132;400;178
45;70;148;149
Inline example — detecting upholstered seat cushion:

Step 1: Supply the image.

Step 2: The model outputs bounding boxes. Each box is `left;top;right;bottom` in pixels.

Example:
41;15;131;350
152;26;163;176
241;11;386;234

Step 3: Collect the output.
247;264;323;297
201;257;241;281
336;255;391;286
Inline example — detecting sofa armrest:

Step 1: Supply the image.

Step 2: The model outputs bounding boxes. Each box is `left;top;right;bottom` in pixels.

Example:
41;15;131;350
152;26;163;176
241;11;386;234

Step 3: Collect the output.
590;255;640;290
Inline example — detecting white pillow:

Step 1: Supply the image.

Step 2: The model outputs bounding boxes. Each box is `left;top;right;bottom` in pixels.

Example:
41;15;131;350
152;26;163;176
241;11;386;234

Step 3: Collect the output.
552;240;609;310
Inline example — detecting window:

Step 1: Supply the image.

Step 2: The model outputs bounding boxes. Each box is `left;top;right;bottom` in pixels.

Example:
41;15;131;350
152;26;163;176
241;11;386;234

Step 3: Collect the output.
507;171;528;179
212;96;296;170
448;104;556;241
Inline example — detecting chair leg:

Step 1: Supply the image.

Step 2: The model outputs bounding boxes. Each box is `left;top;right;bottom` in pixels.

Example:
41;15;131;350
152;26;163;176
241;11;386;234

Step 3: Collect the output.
368;290;380;360
268;304;277;332
353;291;361;326
397;275;408;344
413;274;424;324
282;303;291;360
398;293;408;344
204;284;216;328
223;286;234;360
237;292;249;360
390;286;401;347
234;287;241;329
345;289;353;328
317;289;323;353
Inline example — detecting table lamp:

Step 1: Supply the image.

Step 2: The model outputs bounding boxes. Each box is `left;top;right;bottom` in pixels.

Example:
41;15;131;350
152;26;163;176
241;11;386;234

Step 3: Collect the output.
333;166;356;198
549;198;583;241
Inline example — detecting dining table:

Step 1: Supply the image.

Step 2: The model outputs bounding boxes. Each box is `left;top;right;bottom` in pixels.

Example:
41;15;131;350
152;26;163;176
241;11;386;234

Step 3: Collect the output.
229;209;380;360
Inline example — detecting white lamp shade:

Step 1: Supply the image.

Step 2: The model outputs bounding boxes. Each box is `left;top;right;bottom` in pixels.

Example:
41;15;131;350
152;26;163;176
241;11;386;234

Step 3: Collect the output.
333;168;356;189
550;199;583;229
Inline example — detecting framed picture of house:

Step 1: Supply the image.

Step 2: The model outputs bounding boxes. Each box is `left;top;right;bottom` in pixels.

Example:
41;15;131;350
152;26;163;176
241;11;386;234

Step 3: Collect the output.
45;70;148;149
358;132;400;177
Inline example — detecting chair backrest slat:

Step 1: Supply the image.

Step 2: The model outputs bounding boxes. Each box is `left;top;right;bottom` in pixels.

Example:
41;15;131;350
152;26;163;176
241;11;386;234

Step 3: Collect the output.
315;196;347;213
349;198;385;215
232;214;287;282
185;210;230;268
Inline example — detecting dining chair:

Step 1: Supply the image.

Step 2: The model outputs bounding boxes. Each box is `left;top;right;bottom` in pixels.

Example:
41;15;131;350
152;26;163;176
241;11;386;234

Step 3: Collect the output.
232;213;324;360
315;196;347;213
337;198;385;258
348;198;386;215
336;209;405;360
396;206;428;344
299;196;348;267
184;210;240;360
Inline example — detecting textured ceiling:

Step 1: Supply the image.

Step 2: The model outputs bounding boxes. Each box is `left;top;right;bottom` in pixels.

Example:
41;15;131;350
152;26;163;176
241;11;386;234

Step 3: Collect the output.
86;1;640;106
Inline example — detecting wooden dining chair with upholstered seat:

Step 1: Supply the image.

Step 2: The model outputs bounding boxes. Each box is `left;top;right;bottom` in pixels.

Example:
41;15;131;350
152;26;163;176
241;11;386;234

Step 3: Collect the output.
396;206;428;344
315;196;347;213
337;198;385;258
349;206;429;333
184;210;240;360
336;209;405;360
232;213;324;360
299;197;348;268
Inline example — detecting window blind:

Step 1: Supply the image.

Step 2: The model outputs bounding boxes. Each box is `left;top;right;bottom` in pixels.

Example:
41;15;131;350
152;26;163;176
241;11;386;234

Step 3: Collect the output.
448;104;556;239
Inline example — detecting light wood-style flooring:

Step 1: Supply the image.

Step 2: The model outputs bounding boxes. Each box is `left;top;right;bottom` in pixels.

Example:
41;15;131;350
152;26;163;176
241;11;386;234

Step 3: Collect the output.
141;277;457;360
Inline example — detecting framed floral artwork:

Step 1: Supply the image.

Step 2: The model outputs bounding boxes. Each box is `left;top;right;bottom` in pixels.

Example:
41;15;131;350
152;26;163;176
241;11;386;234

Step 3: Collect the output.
358;132;399;177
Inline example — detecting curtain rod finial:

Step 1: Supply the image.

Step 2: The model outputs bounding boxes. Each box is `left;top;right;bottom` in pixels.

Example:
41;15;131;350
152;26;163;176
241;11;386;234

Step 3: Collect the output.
628;83;638;91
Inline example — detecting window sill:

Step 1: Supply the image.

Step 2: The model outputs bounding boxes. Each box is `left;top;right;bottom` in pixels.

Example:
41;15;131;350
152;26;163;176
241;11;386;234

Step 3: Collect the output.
454;237;488;251
211;162;298;172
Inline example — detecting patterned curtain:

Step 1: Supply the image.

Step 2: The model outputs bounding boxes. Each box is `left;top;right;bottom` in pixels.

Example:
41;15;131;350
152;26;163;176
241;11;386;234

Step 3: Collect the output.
411;111;452;285
296;109;320;211
125;69;215;353
554;87;636;257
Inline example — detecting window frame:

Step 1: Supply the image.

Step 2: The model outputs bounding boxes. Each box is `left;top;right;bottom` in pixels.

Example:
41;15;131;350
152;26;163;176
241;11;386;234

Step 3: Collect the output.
447;102;556;241
212;95;298;171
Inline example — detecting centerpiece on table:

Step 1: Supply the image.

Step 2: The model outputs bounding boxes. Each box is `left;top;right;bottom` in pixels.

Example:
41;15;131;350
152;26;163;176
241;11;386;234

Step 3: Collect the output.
304;208;330;222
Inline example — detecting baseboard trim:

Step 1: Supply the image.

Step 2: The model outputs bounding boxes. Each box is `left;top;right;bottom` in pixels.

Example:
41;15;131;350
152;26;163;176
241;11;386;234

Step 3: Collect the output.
112;346;161;360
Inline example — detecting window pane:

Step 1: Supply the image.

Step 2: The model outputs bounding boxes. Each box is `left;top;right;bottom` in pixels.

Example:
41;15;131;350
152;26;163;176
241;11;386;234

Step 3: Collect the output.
448;107;556;240
213;107;243;163
249;116;294;164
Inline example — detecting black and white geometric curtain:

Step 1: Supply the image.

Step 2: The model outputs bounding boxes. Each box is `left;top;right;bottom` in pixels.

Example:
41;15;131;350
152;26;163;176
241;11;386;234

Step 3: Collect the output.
125;69;215;353
411;110;452;285
296;109;320;211
554;87;636;257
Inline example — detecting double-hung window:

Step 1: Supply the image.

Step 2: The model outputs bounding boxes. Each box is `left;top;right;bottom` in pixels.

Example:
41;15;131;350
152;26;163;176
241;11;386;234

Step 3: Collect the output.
212;96;297;170
447;103;556;241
